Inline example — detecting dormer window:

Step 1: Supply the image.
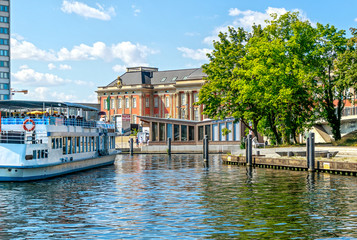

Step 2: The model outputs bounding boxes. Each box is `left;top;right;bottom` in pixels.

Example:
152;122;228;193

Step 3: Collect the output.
161;77;167;82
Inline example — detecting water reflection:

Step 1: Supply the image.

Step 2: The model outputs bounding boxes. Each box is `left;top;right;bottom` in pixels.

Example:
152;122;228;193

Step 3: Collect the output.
0;154;355;239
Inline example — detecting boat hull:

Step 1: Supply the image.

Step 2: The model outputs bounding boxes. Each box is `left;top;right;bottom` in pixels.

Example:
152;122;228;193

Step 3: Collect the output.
0;154;116;181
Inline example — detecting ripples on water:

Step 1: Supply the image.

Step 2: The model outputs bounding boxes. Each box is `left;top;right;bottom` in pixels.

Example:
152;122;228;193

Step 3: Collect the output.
0;154;357;239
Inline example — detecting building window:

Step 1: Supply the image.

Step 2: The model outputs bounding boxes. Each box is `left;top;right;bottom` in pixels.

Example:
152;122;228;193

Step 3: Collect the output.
154;97;158;108
0;94;9;100
194;92;199;103
181;94;186;106
0;72;9;79
118;98;122;108
0;39;9;45
0;17;8;23
0;6;8;12
0;61;9;67
0;50;8;56
133;115;137;123
103;99;107;110
125;98;129;108
132;98;137;108
0;28;9;34
165;96;169;107
194;108;199;121
0;83;8;90
181;109;185;119
111;99;115;109
146;97;149;107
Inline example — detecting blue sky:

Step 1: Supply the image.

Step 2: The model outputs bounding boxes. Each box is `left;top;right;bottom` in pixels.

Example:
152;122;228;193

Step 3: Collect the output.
10;0;357;103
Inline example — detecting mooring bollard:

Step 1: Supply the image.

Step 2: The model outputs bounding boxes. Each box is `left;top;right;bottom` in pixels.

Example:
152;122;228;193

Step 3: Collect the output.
247;134;252;166
129;138;134;156
167;137;171;155
244;137;247;161
203;135;206;159
308;132;315;172
306;134;310;168
205;136;209;164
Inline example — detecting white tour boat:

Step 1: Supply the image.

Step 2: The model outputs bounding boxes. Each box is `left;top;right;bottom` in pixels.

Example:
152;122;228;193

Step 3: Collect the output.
0;100;118;181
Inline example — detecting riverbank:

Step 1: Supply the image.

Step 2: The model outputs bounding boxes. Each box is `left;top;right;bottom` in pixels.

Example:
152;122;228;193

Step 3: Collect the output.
232;146;357;162
225;146;357;175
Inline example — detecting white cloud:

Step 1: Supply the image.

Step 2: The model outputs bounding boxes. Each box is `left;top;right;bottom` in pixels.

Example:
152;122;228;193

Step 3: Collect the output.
61;0;115;21
48;63;71;70
11;37;57;61
11;37;157;66
48;63;56;70
204;7;310;45
12;66;71;86
132;5;141;16
59;64;72;70
177;47;211;61
19;87;97;103
185;32;200;37
19;65;29;69
112;64;127;73
12;66;90;87
23;87;80;102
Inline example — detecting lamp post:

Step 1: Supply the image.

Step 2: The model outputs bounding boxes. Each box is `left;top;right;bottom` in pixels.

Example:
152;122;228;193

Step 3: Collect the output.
10;89;28;99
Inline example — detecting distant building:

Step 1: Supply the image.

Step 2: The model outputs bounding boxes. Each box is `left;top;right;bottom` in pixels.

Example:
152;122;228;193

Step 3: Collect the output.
97;67;207;124
0;0;9;100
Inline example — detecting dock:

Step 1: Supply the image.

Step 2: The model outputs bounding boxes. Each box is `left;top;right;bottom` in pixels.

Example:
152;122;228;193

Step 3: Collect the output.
222;154;357;176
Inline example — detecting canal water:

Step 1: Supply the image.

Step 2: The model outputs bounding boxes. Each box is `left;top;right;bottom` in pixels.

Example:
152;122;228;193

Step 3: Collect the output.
0;154;357;239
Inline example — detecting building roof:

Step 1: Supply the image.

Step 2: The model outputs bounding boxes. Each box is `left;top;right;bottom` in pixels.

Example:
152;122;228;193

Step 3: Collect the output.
106;67;207;87
0;100;99;111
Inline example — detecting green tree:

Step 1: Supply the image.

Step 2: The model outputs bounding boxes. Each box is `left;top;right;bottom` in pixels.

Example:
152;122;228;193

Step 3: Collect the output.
200;26;264;138
312;23;347;141
200;12;317;144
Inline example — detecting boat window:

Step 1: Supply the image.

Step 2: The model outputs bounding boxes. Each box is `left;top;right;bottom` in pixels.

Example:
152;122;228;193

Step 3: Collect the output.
69;137;73;154
89;137;92;152
63;137;67;155
77;137;80;153
52;138;55;149
37;150;41;159
41;150;45;159
44;150;48;158
33;150;37;159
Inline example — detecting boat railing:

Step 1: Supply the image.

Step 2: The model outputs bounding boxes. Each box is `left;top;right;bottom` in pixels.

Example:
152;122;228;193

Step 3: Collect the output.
0;131;26;144
1;117;115;129
1;117;115;130
0;131;49;144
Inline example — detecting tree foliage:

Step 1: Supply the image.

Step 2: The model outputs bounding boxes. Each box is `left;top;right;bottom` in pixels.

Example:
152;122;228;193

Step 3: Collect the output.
199;11;352;144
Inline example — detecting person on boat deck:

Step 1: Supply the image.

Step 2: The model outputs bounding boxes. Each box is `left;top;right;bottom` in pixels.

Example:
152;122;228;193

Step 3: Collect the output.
44;112;50;118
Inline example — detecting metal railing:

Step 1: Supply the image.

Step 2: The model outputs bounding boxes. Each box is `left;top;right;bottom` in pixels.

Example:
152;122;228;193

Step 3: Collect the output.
1;117;115;129
0;131;49;145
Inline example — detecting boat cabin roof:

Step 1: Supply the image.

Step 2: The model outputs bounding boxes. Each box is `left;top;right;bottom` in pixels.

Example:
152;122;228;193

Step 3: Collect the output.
0;100;98;111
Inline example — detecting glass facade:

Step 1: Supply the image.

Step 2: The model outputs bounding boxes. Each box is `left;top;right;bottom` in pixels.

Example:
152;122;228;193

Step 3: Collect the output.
0;0;9;100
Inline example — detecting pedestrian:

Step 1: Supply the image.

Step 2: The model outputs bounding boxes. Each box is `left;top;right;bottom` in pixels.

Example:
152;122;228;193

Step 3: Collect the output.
139;137;143;147
135;137;139;147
